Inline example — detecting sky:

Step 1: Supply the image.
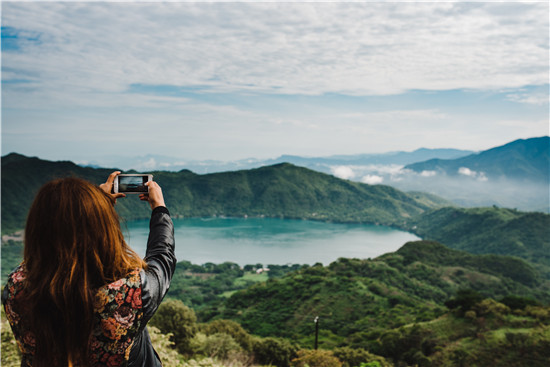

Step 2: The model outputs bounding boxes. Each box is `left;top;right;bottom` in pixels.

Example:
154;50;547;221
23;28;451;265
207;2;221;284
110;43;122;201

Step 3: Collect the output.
1;1;549;165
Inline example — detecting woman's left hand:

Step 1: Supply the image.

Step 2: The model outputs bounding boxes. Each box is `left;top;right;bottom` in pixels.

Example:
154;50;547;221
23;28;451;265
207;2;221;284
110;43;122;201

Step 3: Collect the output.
99;171;126;203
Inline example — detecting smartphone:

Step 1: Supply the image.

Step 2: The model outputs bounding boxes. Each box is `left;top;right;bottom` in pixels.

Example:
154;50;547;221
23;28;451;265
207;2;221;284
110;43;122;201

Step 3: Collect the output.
113;174;153;194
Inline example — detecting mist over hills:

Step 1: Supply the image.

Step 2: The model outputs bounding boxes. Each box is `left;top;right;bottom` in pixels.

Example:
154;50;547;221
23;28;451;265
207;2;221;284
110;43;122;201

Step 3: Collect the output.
78;147;474;174
77;136;550;212
405;137;549;183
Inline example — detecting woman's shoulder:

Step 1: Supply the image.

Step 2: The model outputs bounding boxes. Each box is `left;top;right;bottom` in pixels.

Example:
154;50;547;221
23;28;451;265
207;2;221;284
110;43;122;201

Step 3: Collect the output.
5;263;26;286
97;269;142;293
94;269;143;311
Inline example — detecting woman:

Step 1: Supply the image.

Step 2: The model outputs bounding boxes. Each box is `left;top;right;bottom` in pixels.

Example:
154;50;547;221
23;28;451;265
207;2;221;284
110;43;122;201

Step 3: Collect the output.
2;172;176;367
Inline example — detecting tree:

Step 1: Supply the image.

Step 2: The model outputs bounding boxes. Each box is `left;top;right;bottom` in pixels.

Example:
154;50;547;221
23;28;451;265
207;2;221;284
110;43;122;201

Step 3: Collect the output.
444;289;484;316
192;333;242;360
291;349;342;367
201;319;253;351
252;337;298;367
333;347;392;367
150;299;198;356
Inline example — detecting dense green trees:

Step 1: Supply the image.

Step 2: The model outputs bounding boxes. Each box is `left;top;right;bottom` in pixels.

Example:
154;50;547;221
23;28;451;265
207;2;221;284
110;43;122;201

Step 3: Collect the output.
220;241;549;346
408;207;550;272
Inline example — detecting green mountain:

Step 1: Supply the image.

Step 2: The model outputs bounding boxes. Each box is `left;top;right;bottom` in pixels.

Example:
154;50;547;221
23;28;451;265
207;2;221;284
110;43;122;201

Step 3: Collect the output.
407;207;550;271
1;153;446;234
1;153;118;233
405;136;550;183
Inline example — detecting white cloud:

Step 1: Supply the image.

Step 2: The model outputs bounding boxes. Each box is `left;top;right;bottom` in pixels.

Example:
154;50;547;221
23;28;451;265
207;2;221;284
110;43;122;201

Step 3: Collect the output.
331;166;356;180
507;93;550;106
2;2;548;161
458;167;488;181
361;175;384;185
458;167;476;177
420;170;437;177
2;2;548;102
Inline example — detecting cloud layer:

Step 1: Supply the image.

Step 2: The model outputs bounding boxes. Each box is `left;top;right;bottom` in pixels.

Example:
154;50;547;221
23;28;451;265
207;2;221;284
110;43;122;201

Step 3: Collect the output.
3;2;548;100
2;2;548;161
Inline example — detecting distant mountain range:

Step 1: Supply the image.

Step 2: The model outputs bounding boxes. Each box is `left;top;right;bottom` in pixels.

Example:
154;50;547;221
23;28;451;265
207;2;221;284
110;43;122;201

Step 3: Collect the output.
79;148;475;174
405;136;550;183
78;136;549;212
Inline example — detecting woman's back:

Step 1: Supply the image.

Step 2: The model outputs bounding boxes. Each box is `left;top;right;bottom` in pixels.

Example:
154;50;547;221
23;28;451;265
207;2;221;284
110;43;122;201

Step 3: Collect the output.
2;174;176;367
4;266;144;366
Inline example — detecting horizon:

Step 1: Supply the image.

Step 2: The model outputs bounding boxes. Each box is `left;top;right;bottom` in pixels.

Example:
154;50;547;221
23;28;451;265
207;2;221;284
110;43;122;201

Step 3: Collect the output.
4;134;547;168
2;2;549;163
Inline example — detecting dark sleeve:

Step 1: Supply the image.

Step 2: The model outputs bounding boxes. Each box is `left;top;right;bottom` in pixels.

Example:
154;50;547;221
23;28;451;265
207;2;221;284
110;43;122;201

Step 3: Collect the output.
140;206;177;320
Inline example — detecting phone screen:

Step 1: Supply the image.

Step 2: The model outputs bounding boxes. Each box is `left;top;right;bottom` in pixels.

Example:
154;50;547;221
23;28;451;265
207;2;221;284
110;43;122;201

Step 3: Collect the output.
118;175;148;193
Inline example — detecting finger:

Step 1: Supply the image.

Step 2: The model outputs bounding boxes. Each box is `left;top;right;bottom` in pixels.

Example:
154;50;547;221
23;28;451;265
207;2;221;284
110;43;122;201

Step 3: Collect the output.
106;171;121;185
113;193;126;200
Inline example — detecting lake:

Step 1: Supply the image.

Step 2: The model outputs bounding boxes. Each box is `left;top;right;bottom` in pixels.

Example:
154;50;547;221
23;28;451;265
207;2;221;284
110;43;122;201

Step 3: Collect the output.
122;217;420;266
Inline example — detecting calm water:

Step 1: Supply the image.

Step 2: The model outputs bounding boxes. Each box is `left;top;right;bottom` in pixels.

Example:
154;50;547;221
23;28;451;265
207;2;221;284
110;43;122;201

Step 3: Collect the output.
122;217;420;266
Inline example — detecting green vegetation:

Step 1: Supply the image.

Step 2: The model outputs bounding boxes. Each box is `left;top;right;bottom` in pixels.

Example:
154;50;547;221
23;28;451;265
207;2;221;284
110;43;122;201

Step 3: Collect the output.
165;261;307;321
218;241;550;347
1;239;23;283
3;241;549;366
408;207;550;274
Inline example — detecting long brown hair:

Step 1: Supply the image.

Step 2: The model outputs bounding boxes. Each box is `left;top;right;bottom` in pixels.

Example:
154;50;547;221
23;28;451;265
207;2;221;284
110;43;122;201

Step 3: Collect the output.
22;177;146;366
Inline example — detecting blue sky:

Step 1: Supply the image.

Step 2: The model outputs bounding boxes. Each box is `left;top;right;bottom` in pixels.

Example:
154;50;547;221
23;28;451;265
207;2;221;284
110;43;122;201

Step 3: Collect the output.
1;1;548;164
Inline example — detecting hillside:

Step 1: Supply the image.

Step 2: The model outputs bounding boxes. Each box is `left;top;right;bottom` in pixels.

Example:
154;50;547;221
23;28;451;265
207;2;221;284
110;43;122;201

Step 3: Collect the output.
4;241;550;367
405;136;550;183
1;153;446;233
407;207;550;271
219;241;550;343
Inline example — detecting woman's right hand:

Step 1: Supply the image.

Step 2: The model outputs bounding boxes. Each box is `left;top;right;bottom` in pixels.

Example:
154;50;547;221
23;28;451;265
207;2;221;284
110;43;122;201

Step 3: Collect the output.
140;181;166;210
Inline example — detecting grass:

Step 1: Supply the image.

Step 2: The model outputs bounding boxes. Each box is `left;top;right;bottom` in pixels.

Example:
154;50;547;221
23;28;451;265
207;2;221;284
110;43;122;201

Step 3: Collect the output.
233;272;269;287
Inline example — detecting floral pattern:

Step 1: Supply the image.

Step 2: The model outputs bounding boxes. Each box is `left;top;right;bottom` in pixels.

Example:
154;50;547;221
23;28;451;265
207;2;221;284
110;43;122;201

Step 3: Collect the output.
3;264;144;367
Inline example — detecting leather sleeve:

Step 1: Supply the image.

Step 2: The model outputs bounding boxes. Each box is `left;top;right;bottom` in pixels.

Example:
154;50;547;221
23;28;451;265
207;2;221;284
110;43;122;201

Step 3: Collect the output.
140;206;176;321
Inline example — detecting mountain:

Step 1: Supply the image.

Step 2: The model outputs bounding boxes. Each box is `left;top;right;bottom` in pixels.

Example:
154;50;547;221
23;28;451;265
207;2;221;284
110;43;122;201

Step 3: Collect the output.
1;153;118;233
1;153;447;234
405;136;550;183
260;148;473;169
407;206;550;271
77;148;474;174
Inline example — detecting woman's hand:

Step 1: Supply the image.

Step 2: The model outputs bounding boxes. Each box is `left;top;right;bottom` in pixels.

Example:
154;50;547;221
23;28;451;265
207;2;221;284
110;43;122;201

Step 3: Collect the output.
99;171;126;203
139;181;166;210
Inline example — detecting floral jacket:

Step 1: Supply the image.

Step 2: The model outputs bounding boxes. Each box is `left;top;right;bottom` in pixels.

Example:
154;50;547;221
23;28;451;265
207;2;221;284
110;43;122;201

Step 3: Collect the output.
2;206;176;367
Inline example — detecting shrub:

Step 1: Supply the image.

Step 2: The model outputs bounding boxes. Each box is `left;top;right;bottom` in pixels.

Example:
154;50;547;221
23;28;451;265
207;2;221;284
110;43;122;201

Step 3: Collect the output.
291;349;342;367
201;319;252;351
149;326;186;366
444;289;483;315
1;309;21;367
150;298;198;356
500;295;541;310
333;346;392;367
473;299;510;318
252;337;298;367
192;332;242;360
524;305;550;321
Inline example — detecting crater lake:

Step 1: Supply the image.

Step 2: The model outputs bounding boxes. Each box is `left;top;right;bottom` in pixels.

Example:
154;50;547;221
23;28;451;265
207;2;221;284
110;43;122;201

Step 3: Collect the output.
122;217;420;266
